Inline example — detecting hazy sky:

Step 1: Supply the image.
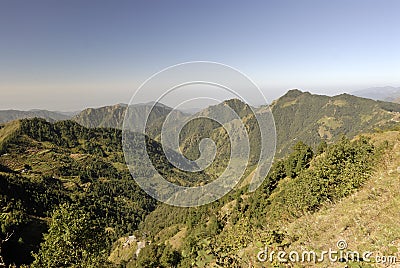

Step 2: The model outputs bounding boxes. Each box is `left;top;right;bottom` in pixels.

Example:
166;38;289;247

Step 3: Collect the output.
1;0;400;110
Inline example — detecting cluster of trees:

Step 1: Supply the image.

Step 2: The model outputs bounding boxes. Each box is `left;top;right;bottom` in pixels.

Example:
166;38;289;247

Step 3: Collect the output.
0;174;159;266
131;136;380;267
272;89;399;156
135;243;181;268
0;119;162;267
0;116;389;267
0;195;28;266
266;136;376;222
32;203;108;267
20;118;122;155
0;117;211;266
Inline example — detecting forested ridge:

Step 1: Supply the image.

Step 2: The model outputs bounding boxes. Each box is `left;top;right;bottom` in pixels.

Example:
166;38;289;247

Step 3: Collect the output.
0;118;164;266
1;91;400;267
129;135;385;267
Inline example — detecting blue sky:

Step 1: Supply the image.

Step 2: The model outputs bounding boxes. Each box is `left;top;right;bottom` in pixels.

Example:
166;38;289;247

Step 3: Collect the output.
1;0;399;110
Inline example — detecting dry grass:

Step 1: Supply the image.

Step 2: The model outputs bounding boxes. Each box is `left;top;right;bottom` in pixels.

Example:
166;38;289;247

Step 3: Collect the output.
0;120;20;145
283;131;400;267
168;227;187;250
108;236;138;264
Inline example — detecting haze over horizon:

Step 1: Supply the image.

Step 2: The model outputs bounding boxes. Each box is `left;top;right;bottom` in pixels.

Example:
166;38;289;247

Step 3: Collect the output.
1;87;399;113
1;0;400;111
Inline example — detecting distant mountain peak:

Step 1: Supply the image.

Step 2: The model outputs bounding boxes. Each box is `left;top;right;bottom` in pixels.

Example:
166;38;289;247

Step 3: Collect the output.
222;98;244;104
282;89;310;99
0;109;72;124
352;86;400;103
114;103;128;108
139;101;171;109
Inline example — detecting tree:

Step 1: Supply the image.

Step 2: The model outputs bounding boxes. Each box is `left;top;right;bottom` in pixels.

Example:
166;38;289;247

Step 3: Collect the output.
0;199;27;267
32;203;108;268
207;215;222;236
285;141;314;178
0;231;13;267
316;140;328;155
135;243;164;267
160;244;181;267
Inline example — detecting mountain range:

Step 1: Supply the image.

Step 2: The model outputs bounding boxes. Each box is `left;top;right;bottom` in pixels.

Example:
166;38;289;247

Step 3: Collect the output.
0;109;72;124
352;86;400;103
2;88;400;131
2;90;400;157
2;90;400;267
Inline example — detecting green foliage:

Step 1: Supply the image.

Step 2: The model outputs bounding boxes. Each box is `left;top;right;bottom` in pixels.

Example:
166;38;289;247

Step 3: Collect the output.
272;90;400;156
1;92;398;268
158;135;377;267
135;243;181;268
0;173;64;265
267;136;376;221
0;119;160;266
135;243;163;267
207;215;222;236
32;203;108;267
0;121;21;154
284;141;314;178
0;174;68;217
0;199;27;239
316;139;328;155
19;118;122;152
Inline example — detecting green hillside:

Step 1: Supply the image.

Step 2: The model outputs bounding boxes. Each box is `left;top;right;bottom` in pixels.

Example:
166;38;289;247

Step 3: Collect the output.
119;128;400;268
271;89;400;156
71;91;400;162
175;91;400;177
2;91;400;267
73;103;188;136
73;104;127;129
0;118;209;267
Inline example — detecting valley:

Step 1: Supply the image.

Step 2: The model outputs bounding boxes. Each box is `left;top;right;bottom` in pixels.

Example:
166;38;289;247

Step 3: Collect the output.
1;90;400;267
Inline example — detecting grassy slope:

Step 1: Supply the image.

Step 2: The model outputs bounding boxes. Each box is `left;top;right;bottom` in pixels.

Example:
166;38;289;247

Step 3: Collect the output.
0;120;20;153
122;129;400;268
236;130;400;267
283;131;400;267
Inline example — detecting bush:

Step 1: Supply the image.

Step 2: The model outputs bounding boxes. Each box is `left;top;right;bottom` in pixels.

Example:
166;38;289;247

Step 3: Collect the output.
268;136;376;221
